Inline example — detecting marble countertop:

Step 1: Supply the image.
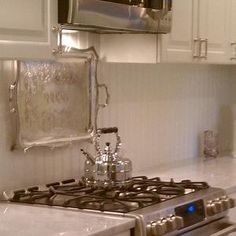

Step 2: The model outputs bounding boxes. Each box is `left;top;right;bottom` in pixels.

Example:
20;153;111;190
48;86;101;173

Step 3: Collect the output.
0;203;135;236
133;156;236;194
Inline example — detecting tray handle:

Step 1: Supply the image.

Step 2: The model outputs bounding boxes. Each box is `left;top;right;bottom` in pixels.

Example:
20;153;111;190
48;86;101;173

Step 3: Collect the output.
98;83;110;108
9;82;17;113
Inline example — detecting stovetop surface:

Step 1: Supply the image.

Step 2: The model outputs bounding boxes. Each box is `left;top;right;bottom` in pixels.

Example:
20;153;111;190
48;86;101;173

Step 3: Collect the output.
9;176;209;213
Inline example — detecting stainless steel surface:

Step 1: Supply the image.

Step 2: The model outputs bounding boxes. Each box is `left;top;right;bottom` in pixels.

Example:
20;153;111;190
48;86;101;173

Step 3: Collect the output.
193;38;200;58
9;82;17;113
81;127;132;187
9;47;108;151
230;42;236;60
199;38;208;59
182;218;236;236
58;0;172;34
97;84;110;108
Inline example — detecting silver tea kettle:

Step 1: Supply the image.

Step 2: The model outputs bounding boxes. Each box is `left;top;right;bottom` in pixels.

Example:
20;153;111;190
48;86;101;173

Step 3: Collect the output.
81;127;132;187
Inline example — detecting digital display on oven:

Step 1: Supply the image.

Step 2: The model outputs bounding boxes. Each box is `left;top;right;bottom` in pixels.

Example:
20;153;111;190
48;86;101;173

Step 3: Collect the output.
175;200;205;228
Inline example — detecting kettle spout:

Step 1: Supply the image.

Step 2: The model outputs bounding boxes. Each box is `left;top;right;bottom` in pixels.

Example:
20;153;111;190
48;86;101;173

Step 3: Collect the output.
80;149;95;165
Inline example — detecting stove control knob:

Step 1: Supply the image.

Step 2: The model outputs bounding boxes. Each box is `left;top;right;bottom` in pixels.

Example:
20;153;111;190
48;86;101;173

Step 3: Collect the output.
156;220;167;236
146;223;152;236
206;203;217;216
147;220;166;236
174;216;184;229
214;200;223;213
229;198;235;208
220;196;231;211
166;217;177;232
151;221;159;236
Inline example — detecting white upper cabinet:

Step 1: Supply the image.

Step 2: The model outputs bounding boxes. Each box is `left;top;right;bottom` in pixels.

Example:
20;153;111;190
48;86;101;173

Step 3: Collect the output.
0;0;57;59
228;0;236;62
161;0;230;64
198;0;228;63
161;0;198;62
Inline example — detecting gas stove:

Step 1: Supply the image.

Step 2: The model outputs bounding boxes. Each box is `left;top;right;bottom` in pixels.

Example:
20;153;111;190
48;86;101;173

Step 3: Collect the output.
3;176;235;236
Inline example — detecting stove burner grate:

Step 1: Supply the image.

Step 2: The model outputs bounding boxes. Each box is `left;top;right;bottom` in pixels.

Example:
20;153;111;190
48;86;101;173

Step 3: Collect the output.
10;177;209;213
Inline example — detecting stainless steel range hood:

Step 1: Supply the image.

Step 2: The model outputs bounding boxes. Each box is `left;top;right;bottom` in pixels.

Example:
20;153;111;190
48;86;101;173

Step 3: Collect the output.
58;0;172;34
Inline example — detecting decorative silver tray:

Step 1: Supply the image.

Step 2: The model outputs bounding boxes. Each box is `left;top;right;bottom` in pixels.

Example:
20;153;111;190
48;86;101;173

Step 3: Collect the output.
9;47;109;151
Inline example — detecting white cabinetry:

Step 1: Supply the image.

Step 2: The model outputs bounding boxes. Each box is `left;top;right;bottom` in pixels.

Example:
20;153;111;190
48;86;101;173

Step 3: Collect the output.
0;0;57;59
161;0;229;63
161;0;198;62
228;0;236;62
198;0;228;63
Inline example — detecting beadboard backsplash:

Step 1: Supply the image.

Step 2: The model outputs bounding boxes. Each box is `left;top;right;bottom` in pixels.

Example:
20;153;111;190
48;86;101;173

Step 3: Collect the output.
97;63;236;174
0;61;235;192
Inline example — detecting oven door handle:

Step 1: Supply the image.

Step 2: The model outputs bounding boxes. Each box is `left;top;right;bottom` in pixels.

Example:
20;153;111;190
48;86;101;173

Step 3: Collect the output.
210;224;236;236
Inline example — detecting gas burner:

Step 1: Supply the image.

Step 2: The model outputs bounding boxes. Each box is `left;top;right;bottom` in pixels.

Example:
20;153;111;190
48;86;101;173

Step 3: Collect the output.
9;177;209;213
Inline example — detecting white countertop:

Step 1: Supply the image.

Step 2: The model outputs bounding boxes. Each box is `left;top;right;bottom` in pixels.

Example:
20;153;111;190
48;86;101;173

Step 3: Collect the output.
1;156;236;236
134;156;236;194
0;203;135;236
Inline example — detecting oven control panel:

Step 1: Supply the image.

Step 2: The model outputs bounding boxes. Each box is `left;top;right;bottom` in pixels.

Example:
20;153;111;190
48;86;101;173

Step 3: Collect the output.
175;200;205;228
146;200;205;236
145;194;235;236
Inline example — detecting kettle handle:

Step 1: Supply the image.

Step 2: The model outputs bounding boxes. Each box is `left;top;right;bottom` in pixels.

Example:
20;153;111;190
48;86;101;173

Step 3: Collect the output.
99;127;118;134
95;127;121;154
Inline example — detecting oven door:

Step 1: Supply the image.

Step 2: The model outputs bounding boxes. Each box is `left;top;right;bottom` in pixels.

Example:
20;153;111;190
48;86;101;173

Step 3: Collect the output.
182;217;236;236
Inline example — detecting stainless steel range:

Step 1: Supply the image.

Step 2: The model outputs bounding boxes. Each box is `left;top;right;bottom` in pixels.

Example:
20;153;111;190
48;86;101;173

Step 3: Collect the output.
3;128;236;235
3;176;236;236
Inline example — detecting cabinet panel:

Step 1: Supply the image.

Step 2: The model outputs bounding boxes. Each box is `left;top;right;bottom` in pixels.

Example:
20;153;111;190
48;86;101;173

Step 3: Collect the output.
0;0;57;59
161;0;198;62
198;0;228;63
228;0;236;62
0;0;44;33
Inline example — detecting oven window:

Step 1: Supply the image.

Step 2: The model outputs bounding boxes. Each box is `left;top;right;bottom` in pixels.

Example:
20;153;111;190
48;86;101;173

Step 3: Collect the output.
175;200;205;228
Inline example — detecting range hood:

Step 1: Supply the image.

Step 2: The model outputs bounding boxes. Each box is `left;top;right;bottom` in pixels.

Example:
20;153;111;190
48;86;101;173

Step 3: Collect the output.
58;0;172;34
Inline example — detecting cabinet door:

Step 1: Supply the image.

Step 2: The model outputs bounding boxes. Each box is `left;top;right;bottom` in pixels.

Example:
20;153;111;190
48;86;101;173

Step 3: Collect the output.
0;0;57;59
228;0;236;62
198;0;228;63
161;0;198;62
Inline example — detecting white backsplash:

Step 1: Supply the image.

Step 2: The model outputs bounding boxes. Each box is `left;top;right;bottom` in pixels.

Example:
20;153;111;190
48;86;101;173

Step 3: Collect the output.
0;60;235;192
97;63;236;173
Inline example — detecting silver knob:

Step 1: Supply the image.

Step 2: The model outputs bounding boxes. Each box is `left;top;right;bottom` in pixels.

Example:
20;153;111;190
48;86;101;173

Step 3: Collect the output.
174;216;184;229
166;217;177;232
155;220;167;236
214;200;223;213
150;221;166;236
206;203;217;216
150;221;159;236
229;198;235;208
146;223;152;236
220;196;231;211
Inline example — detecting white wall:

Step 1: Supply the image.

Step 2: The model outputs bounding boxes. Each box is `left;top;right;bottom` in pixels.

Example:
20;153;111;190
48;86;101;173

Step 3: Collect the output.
0;61;235;192
97;63;236;173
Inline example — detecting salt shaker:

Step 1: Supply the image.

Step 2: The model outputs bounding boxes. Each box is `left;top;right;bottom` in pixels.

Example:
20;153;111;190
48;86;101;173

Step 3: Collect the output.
203;130;219;158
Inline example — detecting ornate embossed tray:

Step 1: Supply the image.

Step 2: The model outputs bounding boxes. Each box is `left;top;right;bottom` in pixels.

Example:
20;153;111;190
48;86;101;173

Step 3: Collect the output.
9;47;109;151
